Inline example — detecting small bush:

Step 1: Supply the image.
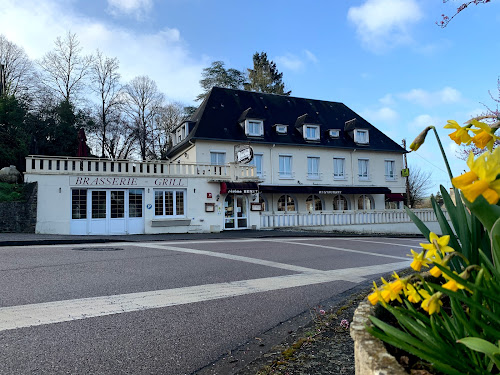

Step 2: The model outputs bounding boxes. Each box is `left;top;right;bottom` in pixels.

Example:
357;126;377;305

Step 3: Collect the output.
0;182;25;202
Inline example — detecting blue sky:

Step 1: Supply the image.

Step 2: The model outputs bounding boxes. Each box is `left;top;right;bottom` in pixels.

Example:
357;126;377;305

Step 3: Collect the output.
1;0;499;193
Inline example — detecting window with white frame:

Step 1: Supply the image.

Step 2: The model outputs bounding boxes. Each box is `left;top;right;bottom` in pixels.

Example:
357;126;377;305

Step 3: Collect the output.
246;120;264;136
357;194;374;210
329;129;340;138
333;158;346;179
275;124;288;134
306;195;322;212
277;195;296;212
358;159;369;180
249;153;263;176
304;125;320;140
354;129;369;144
210;151;226;165
333;195;349;210
307;157;320;179
279;155;293;178
385;160;396;180
154;190;185;217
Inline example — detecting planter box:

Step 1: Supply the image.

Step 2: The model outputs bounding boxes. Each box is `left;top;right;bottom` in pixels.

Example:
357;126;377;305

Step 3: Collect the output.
350;299;407;375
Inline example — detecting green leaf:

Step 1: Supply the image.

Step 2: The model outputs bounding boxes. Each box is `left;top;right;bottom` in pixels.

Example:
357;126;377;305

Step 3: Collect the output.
466;195;500;232
457;337;500;369
405;205;431;240
458;337;500;355
440;185;462;236
431;197;463;260
490;217;500;273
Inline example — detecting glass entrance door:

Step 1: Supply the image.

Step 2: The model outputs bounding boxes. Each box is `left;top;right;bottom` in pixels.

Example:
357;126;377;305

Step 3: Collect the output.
224;195;248;230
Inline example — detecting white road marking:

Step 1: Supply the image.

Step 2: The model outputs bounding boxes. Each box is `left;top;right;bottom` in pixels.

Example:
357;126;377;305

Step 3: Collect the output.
131;243;321;273
270;240;409;260
0;260;410;332
318;237;425;248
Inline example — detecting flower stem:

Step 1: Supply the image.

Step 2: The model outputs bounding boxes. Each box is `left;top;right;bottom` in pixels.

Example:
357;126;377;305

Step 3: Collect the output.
432;127;454;180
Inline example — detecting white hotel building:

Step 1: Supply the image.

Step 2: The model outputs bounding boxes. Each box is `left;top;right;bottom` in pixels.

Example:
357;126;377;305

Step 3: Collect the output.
24;87;410;235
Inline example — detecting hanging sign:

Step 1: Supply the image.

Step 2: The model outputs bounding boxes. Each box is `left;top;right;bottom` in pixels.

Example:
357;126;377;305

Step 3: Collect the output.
234;144;254;164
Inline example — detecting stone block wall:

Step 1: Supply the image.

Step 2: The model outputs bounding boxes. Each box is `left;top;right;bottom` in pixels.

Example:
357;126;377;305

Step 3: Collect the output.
0;183;37;233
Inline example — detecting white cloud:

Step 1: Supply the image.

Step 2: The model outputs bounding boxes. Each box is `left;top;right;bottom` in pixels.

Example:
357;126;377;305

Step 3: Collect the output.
275;54;304;72
399;87;462;107
107;0;153;19
407;114;440;132
275;50;319;72
379;94;395;106
304;49;318;63
361;107;399;125
0;0;204;103
347;0;422;52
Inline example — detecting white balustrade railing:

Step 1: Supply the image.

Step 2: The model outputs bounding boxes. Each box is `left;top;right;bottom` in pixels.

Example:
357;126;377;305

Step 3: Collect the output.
260;209;447;228
25;155;257;180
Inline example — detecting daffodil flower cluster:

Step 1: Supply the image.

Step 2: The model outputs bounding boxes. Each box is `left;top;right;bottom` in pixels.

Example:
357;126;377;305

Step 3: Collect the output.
367;232;468;315
444;118;500;151
452;146;500;204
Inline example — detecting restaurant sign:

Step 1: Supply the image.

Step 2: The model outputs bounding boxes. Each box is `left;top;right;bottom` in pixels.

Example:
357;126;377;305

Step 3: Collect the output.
70;176;186;187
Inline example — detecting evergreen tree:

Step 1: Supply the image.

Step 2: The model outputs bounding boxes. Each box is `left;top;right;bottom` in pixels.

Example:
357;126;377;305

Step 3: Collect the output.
0;95;29;170
196;61;245;101
244;52;290;96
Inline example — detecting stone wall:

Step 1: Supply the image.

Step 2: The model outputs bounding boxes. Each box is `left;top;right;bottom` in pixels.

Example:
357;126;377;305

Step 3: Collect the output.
0;183;37;233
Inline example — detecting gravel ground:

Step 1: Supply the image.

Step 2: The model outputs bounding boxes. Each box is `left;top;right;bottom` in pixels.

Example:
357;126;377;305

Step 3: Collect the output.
234;290;369;375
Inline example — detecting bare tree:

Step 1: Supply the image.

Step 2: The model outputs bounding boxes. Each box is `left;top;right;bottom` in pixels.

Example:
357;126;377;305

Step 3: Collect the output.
408;165;433;207
152;102;188;159
0;34;37;97
121;75;164;160
38;31;94;104
457;77;500;160
106;115;136;159
90;50;122;157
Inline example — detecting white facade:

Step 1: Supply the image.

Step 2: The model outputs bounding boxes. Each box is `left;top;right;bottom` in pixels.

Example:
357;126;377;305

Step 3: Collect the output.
170;140;406;215
24;156;259;235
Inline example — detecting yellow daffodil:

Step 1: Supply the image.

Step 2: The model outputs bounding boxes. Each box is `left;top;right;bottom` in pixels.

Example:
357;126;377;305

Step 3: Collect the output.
452;148;500;204
444;120;472;145
368;281;387;305
421;291;443;315
442;271;470;293
408;249;430;271
409;126;433;151
420;232;455;258
469;120;500;151
404;284;422;304
381;277;403;303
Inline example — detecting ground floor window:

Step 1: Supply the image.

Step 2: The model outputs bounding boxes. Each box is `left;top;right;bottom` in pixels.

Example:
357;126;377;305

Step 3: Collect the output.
258;195;268;211
72;189;87;219
277;195;296;212
333;194;349;210
385;201;401;209
154;190;185;217
306;194;322;212
129;189;143;217
357;194;374;210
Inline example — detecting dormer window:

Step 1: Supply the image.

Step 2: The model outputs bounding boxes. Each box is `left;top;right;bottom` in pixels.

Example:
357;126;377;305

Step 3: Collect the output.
328;129;340;138
274;124;288;134
304;125;320;141
245;119;264;136
354;129;369;144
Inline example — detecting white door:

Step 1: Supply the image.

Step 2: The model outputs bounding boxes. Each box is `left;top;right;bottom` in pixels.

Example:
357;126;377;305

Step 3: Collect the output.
89;190;107;235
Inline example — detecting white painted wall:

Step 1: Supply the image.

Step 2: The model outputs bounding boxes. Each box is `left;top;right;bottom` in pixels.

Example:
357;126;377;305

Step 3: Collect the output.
191;141;405;192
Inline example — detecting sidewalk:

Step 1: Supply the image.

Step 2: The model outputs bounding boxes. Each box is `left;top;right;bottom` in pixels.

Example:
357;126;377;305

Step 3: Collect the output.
0;229;423;247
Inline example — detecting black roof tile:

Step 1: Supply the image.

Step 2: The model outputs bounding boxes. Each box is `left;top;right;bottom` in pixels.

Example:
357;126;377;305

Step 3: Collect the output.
168;87;406;156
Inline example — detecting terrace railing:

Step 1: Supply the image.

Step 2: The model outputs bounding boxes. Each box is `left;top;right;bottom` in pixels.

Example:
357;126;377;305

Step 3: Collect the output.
25;156;257;180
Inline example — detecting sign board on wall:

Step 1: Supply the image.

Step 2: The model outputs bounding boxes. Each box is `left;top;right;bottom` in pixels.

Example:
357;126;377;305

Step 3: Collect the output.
234;144;254;164
69;176;187;187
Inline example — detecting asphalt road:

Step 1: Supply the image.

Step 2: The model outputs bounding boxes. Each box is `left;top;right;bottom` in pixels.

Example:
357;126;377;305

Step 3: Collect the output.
0;236;418;374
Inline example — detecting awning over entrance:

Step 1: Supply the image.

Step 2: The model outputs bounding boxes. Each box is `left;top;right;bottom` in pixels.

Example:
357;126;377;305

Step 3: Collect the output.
259;185;391;195
220;182;259;194
385;193;406;201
